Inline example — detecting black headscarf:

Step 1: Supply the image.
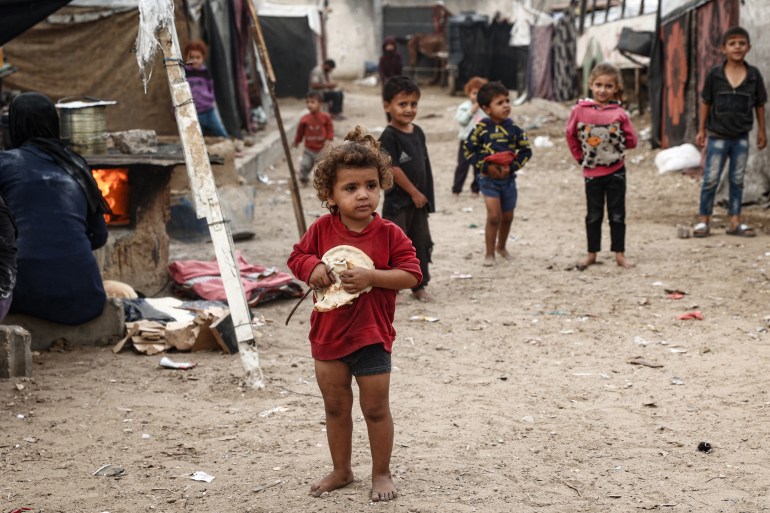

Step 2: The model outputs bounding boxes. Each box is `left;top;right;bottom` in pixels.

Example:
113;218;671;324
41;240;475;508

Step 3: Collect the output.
9;92;110;216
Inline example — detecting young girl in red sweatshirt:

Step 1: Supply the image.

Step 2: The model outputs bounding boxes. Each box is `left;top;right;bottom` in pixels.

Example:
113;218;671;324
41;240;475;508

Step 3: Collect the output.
287;126;421;503
565;62;638;270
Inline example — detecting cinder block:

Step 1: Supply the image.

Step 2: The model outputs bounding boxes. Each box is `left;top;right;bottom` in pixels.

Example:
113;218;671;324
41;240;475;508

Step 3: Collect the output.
2;299;125;351
0;325;32;378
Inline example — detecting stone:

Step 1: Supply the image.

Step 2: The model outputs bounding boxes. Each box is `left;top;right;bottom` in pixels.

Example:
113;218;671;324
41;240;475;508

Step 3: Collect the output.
0;325;32;378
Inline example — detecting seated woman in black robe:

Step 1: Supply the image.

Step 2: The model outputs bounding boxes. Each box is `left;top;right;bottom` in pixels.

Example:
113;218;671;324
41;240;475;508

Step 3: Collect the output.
0;93;109;325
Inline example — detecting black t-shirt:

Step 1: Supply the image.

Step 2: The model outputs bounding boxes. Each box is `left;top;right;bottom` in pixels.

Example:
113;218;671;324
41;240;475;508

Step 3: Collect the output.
702;62;768;138
379;124;435;216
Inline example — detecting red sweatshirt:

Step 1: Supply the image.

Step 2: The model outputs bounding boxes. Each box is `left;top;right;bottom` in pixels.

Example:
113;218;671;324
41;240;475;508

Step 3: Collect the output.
294;111;333;152
565;99;638;178
287;213;422;360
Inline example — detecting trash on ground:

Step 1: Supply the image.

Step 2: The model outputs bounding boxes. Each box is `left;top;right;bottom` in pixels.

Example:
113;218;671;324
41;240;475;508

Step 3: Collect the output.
677;311;703;321
533;135;554;148
189;470;215;482
628;358;663;368
461;207;473;213
159;356;197;370
258;406;289;418
655;143;701;174
634;336;650;346
409;315;439;322
671;377;685;385
93;464;127;478
451;272;472;279
697;441;712;453
665;289;687;299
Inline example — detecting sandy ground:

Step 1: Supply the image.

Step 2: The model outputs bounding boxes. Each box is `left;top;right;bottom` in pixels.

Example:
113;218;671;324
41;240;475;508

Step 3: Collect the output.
4;81;770;513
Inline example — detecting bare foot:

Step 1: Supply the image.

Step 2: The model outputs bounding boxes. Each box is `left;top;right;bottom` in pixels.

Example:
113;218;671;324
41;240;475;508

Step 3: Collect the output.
575;252;597;271
616;253;635;269
496;248;513;261
412;288;430;302
309;470;355;497
371;474;397;502
483;255;495;267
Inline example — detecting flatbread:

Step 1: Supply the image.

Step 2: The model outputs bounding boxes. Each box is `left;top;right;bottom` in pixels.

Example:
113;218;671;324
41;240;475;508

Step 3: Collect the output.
314;245;374;312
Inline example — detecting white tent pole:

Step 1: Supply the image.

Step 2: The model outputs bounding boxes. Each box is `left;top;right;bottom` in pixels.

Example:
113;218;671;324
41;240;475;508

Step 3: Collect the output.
155;22;265;389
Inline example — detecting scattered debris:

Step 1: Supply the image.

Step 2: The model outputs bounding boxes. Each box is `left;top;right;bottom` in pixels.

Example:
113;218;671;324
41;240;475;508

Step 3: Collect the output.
671;377;685;385
253;479;283;493
628;358;664;368
159;356;197;370
93;464;126;478
189;470;215;482
677;311;703;321
409;315;439;323
258;406;289;418
697;441;712;453
451;272;473;279
665;289;687;299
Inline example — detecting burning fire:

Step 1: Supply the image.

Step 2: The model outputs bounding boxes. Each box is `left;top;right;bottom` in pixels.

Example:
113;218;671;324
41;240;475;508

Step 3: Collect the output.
92;168;130;225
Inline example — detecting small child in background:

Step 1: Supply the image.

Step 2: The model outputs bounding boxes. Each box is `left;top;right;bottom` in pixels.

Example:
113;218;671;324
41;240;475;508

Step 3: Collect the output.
452;76;488;196
287;126;422;502
293;91;334;186
463;81;532;267
183;40;229;138
693;26;767;238
379;76;435;302
565;62;638;270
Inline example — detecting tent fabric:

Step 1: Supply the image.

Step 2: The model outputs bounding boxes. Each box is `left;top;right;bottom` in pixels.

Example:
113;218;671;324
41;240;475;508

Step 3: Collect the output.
260;15;318;98
487;18;519;90
659;14;690;148
3;6;179;134
527;24;554;101
0;0;72;46
551;11;578;102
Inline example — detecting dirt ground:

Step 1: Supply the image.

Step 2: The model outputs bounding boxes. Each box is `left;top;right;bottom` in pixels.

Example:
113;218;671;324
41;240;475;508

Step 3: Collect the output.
4;80;770;513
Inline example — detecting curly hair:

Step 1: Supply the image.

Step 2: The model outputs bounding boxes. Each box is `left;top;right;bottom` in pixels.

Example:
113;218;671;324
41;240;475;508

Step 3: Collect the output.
313;126;394;214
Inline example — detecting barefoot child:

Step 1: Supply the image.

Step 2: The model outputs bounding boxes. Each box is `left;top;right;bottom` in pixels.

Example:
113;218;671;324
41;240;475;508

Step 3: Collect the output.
379;76;435;301
452;76;488;196
463;81;532;266
293;90;334;186
565;62;638;269
287;126;422;502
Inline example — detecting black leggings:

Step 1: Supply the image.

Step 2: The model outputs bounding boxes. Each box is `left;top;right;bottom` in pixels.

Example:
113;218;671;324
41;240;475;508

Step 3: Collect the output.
584;167;626;253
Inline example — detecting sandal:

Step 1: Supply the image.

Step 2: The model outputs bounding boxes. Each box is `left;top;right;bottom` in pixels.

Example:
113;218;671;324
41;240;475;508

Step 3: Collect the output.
692;222;710;238
726;223;756;237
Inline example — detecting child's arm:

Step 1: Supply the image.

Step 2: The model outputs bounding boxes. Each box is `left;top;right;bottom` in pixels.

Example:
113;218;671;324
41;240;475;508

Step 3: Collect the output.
564;108;584;162
695;101;710;148
512;130;532;171
455;101;474;127
756;104;767;150
391;166;428;208
621;114;638;150
293;120;305;147
339;268;418;294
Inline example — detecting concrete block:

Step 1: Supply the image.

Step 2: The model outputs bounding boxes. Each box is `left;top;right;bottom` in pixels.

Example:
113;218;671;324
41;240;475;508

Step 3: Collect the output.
2;299;125;351
0;325;32;378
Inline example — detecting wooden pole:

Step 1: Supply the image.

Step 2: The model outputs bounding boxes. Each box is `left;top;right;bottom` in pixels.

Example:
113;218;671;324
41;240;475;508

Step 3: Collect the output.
579;0;587;34
246;1;307;237
157;25;264;389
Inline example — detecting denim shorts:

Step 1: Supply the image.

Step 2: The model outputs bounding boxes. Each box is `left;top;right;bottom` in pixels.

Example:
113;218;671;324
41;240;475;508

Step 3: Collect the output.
479;175;517;212
339;343;391;376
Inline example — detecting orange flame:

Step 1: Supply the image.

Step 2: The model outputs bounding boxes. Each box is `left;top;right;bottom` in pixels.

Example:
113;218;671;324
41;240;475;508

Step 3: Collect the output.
92;168;130;225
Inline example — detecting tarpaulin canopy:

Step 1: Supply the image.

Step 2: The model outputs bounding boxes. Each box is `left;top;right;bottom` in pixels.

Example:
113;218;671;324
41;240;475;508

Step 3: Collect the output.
0;0;72;46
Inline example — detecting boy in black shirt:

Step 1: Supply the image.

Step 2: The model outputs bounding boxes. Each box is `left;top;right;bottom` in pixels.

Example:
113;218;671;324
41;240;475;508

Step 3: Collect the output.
693;26;767;238
379;77;435;302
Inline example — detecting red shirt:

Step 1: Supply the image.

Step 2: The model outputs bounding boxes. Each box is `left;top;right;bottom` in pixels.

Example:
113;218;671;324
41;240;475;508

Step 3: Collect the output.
294;111;333;153
287;213;422;360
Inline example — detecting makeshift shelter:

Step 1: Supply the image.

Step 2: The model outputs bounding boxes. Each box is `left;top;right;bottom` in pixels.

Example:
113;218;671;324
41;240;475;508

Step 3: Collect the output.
2;0;257;136
256;2;322;99
651;0;770;205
